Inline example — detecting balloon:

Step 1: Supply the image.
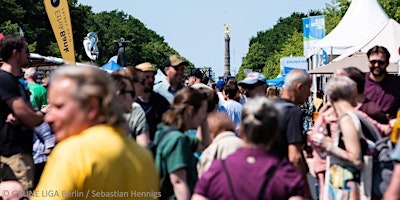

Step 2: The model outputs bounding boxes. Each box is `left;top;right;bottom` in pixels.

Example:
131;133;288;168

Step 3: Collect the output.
83;32;99;60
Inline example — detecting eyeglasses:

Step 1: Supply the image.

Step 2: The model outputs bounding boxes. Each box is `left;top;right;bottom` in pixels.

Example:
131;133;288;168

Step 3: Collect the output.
369;60;386;65
120;89;135;97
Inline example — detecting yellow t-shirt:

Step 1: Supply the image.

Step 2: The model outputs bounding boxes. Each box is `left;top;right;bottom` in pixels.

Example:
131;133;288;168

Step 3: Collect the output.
33;125;160;200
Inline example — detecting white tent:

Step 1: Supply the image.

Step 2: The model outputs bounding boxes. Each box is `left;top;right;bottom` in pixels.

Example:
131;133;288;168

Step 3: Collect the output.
334;19;400;63
314;0;388;55
308;52;398;74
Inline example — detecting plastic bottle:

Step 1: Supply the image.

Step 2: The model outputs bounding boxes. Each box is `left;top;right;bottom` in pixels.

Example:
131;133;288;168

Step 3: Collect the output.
391;109;400;144
314;116;328;158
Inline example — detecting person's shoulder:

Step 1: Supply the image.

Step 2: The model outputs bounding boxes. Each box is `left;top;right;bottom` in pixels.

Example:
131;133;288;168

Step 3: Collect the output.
154;80;168;89
385;74;400;83
0;70;15;81
152;91;169;102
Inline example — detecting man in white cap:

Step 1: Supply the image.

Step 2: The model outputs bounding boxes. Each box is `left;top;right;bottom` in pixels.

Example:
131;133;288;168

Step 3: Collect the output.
238;72;268;99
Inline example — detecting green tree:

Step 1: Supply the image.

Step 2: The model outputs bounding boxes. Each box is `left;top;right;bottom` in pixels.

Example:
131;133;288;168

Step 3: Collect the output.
380;0;400;22
236;42;268;80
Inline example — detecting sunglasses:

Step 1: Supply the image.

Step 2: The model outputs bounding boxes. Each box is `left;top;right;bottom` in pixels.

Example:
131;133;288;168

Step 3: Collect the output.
133;78;145;85
241;82;263;90
369;60;386;65
172;65;184;71
120;89;135;97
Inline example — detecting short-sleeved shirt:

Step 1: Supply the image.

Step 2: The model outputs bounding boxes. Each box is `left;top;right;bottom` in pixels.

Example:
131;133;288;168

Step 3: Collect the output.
154;123;198;199
153;80;185;104
197;131;243;177
27;82;47;109
194;147;305;199
0;70;33;156
124;102;149;138
222;100;242;129
136;92;170;140
273;98;304;158
364;73;400;118
33;125;159;200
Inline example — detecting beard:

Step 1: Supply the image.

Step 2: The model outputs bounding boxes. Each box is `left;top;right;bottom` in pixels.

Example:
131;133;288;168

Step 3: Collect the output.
143;87;152;93
370;67;387;77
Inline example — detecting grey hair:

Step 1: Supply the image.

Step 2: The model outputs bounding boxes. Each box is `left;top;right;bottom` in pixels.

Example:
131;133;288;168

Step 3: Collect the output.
326;76;357;102
283;69;310;91
24;67;36;78
241;96;279;148
50;65;125;127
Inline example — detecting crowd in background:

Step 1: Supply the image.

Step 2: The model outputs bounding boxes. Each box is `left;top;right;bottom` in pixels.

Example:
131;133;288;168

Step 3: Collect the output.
1;34;400;200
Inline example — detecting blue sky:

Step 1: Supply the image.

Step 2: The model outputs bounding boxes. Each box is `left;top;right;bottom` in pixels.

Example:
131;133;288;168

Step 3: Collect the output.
78;0;330;78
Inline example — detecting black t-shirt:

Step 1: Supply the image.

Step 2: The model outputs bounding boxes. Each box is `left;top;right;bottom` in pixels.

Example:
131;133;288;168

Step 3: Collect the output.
136;91;170;141
272;98;305;158
0;70;33;157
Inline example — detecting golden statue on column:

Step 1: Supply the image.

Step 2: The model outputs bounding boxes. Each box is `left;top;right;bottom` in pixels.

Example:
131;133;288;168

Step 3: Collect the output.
224;24;230;35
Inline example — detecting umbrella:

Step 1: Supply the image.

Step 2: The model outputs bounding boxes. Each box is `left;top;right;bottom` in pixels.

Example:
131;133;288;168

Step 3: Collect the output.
101;61;122;73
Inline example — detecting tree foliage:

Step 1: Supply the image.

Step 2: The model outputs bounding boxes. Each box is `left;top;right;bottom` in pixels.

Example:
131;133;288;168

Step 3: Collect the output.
0;0;187;70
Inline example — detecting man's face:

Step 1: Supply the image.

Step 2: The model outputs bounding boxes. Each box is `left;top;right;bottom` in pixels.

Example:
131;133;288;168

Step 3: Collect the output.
241;82;265;98
293;79;311;105
166;64;184;84
297;80;312;105
368;53;388;77
45;78;93;142
18;44;30;67
141;71;155;93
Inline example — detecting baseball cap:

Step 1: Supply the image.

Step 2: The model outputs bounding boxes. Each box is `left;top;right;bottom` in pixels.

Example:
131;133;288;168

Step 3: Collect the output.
238;72;266;85
164;55;188;67
216;80;226;89
135;62;155;72
161;54;189;75
189;68;204;79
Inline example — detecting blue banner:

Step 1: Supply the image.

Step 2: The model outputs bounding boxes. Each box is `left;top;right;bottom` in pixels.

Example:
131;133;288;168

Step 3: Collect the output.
303;16;325;56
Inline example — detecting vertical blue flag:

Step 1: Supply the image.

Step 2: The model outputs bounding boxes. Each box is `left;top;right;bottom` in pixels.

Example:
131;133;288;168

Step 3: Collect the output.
303;16;325;56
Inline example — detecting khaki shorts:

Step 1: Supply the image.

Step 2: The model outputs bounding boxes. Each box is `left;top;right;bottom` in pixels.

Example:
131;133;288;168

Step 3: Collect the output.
1;154;34;190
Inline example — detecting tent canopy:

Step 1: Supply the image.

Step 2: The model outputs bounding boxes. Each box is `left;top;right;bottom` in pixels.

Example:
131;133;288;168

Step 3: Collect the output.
101;61;122;72
334;19;400;63
313;0;388;55
266;76;285;87
308;52;398;74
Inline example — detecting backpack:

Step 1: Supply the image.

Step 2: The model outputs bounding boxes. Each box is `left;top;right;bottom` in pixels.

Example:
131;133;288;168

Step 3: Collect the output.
354;113;394;198
147;128;174;158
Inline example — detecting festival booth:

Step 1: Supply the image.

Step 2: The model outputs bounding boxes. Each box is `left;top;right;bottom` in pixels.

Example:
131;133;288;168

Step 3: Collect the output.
308;52;398;74
307;0;392;91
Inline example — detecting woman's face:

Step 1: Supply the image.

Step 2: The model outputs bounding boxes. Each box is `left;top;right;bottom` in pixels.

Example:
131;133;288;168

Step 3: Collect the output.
45;78;93;142
117;78;135;113
188;100;208;129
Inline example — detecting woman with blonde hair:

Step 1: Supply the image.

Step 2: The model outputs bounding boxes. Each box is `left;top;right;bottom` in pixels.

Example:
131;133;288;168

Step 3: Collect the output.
266;86;280;100
311;76;368;199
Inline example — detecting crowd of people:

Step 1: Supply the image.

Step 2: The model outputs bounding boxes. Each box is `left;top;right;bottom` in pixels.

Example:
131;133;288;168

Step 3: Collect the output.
1;34;400;200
